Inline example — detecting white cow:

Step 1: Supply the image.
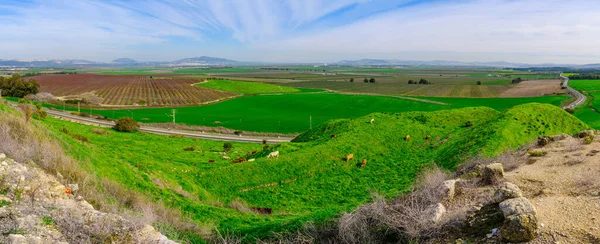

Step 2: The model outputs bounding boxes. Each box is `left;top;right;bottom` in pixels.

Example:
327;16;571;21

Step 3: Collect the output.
267;151;279;158
248;158;256;162
370;118;374;124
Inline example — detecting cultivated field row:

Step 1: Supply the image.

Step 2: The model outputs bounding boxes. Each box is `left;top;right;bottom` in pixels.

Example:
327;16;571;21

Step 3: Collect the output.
31;74;236;106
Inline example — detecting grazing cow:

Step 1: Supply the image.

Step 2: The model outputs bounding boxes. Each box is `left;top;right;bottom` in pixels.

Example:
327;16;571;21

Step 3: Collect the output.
405;135;411;141
268;151;280;158
370;118;374;124
425;135;431;140
248;158;256;162
208;159;215;163
331;134;336;138
345;154;354;162
232;159;240;163
239;158;247;162
263;146;269;150
361;159;367;167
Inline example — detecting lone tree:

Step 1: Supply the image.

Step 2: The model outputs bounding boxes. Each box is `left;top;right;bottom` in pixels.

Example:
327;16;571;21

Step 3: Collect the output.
418;78;431;84
408;80;414;84
477;81;482;85
113;117;139;132
369;78;376;83
349;78;354;82
511;77;524;84
223;142;233;153
363;78;369;83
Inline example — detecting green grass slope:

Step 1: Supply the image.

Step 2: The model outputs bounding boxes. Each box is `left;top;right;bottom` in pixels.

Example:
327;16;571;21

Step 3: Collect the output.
196;79;301;94
38;101;588;241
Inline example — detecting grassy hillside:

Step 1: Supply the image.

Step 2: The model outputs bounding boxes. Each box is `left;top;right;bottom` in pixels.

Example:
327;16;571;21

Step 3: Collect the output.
39;93;568;133
38;101;588;241
196;79;301;94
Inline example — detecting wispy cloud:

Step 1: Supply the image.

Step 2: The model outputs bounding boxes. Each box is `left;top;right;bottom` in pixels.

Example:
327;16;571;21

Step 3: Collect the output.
1;0;600;63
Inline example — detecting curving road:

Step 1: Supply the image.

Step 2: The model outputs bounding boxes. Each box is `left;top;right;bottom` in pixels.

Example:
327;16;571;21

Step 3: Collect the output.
560;73;586;109
16;104;294;143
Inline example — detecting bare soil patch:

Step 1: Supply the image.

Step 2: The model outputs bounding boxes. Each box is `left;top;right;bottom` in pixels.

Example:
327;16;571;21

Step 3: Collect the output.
499;79;565;97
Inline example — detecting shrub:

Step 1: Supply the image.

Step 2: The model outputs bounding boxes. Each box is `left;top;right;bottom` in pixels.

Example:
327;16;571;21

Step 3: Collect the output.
113;117;139;132
262;139;268;144
583;135;594;144
18;104;33;123
234;130;243;136
564;108;574;114
79;112;90;117
223;142;233;152
527;150;547;157
169;134;184;139
59;127;71;135
90;128;111;135
477;81;481;85
465;121;473;127
183;146;196;151
369;78;376;83
71;134;90;143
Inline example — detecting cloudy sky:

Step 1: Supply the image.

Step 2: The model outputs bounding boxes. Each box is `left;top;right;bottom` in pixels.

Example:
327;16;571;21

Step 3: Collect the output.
1;0;600;64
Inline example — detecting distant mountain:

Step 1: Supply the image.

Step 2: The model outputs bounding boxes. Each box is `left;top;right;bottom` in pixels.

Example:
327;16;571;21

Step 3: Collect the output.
112;58;138;64
170;56;238;66
0;59;97;67
335;59;579;68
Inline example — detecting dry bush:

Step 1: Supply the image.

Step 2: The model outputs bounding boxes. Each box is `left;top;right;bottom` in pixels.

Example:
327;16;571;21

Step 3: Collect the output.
113;117;139;132
496;151;521;171
228;198;255;214
18;104;33;123
90;128;111;135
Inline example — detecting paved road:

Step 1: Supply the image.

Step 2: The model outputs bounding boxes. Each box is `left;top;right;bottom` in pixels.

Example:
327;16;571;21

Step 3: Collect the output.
560;73;587;109
39;107;294;144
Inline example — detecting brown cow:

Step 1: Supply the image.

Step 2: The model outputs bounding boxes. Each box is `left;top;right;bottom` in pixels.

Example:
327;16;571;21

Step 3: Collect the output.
361;159;367;167
405;135;411;141
345;154;354;162
425;135;431;140
208;159;215;163
331;134;336;138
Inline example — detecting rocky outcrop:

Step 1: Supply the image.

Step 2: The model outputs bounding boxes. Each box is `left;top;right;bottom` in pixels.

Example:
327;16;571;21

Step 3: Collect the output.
439;180;457;201
482;163;504;185
499;197;536;217
424;203;446;224
0;153;177;244
500;214;537;242
493;182;523;203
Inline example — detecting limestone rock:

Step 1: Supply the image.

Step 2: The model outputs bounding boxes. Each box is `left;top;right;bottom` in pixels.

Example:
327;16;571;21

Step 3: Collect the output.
579;130;595;138
501;214;537;242
8;234;26;244
493;182;523;203
424;203;446;224
482;163;504;185
537;136;550;146
499;197;536;217
550;133;569;141
439;180;457;200
0;153;5;161
465;203;505;235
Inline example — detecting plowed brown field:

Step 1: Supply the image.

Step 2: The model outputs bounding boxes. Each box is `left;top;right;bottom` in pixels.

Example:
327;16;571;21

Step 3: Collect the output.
31;74;235;106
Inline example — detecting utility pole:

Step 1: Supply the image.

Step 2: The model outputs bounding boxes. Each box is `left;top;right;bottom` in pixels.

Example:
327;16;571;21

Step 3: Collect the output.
77;101;80;113
310;115;312;130
63;100;65;112
0;89;2;99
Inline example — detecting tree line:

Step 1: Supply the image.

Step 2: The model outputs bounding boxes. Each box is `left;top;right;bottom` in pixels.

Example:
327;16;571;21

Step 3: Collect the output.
408;78;432;84
0;74;40;98
568;74;600;80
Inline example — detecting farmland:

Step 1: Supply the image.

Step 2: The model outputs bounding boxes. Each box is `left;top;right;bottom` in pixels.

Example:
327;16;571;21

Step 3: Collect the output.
195;79;301;94
569;79;600;129
45;93;569;133
33;102;589;242
31;74;235;106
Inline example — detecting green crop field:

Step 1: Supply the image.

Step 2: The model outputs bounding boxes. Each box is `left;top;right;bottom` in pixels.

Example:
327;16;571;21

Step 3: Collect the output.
570;79;600;92
35;102;588;242
568;80;600;129
195;79;301;94
43;94;568;133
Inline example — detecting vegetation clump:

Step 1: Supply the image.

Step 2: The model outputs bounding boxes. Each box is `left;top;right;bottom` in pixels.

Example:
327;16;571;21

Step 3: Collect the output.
0;74;39;98
113;117;139;132
223;142;233;152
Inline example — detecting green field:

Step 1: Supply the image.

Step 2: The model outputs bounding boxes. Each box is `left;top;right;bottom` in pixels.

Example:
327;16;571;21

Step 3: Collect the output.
570;79;600;92
195;79;301;94
568;79;600;129
44;94;568;133
36;102;588;242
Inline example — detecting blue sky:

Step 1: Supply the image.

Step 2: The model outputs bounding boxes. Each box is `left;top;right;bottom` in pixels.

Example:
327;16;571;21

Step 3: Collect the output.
1;0;600;64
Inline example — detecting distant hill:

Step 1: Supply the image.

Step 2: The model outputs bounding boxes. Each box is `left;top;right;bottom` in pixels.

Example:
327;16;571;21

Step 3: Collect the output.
170;56;238;66
112;58;138;64
0;59;97;67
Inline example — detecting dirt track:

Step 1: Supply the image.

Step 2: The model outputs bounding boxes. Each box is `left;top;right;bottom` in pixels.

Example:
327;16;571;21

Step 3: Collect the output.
499;79;565;97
